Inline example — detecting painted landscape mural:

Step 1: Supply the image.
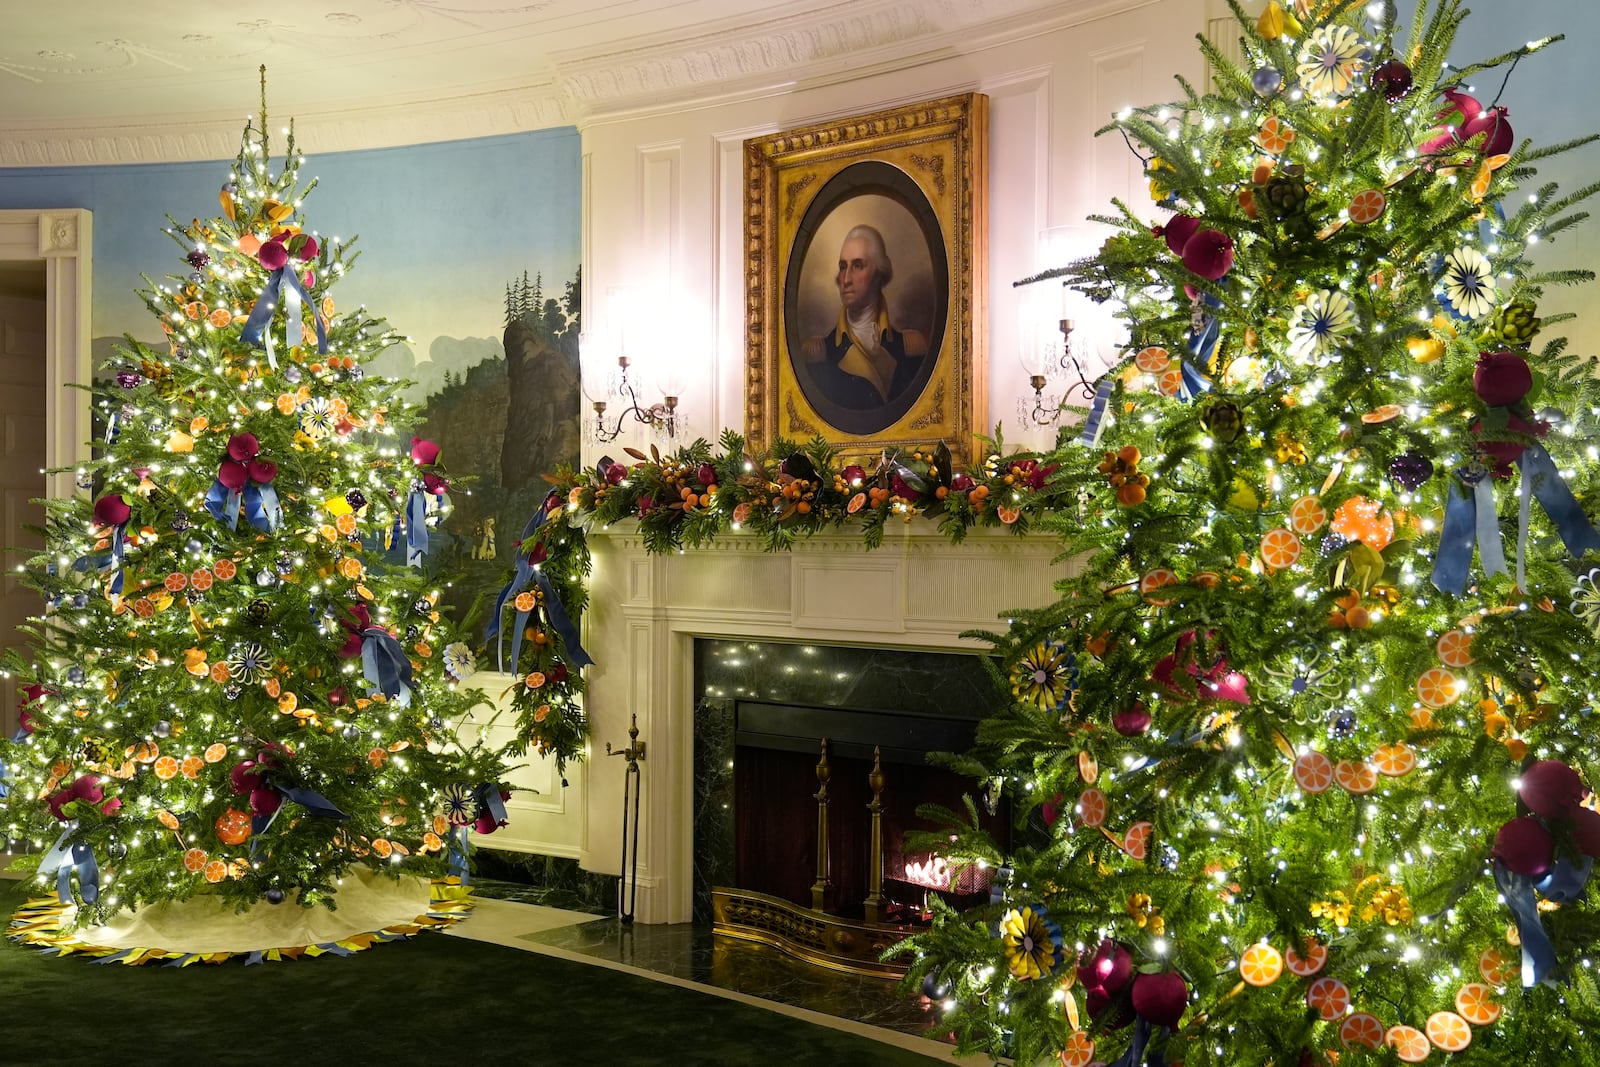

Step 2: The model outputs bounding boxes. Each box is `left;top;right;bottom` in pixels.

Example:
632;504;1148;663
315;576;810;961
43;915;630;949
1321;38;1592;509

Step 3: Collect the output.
0;127;582;621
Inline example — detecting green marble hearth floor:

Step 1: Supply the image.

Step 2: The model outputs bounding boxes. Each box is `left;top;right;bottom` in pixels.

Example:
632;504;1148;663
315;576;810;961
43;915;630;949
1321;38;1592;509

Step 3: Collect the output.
0;867;971;1066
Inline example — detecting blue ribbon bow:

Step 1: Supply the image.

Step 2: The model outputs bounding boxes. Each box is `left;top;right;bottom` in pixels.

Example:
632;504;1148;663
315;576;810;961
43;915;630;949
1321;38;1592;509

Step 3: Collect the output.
205;477;281;533
359;627;415;707
239;265;328;369
487;492;594;673
1519;444;1600;575
1432;464;1505;594
405;488;431;566
251;780;350;849
445;785;510;883
1108;1018;1169;1067
1078;379;1114;447
39;822;99;905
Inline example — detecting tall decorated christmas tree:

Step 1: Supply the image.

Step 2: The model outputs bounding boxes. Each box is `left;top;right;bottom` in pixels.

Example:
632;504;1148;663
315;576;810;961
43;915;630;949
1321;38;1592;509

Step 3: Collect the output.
0;90;513;928
900;1;1600;1063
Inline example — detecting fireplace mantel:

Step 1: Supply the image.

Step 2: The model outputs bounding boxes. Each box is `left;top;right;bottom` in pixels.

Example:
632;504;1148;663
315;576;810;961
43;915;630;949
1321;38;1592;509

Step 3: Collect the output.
472;524;1074;923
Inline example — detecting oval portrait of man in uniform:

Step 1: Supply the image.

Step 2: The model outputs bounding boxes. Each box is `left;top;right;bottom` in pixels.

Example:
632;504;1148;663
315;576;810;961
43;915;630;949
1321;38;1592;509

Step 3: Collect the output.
783;160;949;437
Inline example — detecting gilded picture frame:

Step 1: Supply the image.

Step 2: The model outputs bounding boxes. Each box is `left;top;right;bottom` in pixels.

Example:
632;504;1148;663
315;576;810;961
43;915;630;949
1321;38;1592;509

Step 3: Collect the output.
744;93;988;466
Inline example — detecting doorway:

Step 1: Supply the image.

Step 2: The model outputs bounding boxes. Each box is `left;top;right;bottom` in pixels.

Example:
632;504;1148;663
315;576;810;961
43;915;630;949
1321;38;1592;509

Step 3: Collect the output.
0;264;46;734
0;262;46;734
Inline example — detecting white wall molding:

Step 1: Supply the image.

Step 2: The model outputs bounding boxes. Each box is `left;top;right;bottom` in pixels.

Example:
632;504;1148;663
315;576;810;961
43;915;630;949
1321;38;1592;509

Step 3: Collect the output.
0;0;1160;165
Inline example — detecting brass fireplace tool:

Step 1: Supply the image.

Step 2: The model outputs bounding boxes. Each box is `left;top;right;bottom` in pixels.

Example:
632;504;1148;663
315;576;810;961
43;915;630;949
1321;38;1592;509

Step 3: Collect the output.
606;713;647;924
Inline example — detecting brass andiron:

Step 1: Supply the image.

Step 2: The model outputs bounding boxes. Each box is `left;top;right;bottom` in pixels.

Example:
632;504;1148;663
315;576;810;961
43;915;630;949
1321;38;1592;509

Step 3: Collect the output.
863;746;886;923
811;738;833;912
606;714;647;924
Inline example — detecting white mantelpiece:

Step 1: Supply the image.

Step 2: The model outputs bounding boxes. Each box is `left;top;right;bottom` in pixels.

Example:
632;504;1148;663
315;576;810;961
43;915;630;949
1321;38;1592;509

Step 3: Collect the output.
570;525;1074;924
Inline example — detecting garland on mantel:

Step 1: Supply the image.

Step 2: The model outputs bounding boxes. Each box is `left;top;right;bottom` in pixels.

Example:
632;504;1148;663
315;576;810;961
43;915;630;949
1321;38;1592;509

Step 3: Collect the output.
553;427;1078;554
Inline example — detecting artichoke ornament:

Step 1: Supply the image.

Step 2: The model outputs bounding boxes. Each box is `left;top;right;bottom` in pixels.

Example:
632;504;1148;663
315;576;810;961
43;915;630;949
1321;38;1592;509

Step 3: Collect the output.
1487;299;1541;349
1263;175;1313;237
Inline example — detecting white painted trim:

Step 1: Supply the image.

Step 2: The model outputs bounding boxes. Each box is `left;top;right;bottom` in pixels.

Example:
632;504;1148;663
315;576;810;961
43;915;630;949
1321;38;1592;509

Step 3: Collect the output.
0;210;92;501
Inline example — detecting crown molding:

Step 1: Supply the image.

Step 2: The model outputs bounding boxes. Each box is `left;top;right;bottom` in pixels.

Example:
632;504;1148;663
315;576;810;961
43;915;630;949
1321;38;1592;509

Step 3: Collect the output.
0;0;1160;166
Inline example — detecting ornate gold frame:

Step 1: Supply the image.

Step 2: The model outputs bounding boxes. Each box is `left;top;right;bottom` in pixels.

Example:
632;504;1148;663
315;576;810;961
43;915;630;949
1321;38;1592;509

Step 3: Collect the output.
744;93;988;466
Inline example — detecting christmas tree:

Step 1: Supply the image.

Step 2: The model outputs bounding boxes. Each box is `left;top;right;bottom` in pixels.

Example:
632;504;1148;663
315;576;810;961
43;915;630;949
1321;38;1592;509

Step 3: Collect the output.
0;92;512;920
899;2;1600;1063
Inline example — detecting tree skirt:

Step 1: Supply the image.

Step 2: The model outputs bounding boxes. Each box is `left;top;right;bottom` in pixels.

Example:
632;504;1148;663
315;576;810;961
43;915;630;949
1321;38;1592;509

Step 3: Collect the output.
7;868;472;965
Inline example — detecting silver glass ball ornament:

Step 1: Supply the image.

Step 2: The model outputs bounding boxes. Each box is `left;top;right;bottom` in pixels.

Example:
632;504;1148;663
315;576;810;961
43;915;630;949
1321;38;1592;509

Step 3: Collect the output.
1252;67;1284;96
153;719;172;738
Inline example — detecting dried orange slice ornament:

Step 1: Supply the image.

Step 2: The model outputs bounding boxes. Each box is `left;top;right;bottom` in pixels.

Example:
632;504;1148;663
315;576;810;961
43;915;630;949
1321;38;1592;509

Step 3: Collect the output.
157;810;181;832
1157;365;1185;396
1255;115;1297;155
204;743;228;763
1078;751;1099;784
1260;528;1303;571
153;756;179;781
181;755;205;779
1436;630;1475;668
1289;495;1328;535
1372;742;1418;777
1387;1024;1431;1062
1122;821;1153;860
1341;1012;1386;1049
204;859;229;884
1306;976;1351;1020
1059;1031;1096;1067
1285;938;1328;977
1362;403;1404;424
1239;943;1285;986
1478;947;1514;986
1140;569;1180;606
1425;1011;1472;1052
1078;788;1108;828
1348;188;1388;224
997;505;1022;525
183;848;208;872
1294;751;1335;794
1455;983;1502;1026
1135;346;1172;373
1334;759;1379;794
1416;667;1464;709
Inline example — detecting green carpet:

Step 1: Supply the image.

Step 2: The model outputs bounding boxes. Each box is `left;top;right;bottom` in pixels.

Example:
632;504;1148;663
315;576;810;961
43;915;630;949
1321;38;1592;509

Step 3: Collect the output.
0;881;946;1066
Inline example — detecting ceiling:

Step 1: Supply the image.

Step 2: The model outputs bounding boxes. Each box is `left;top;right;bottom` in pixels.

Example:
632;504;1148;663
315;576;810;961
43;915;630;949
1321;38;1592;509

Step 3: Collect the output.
0;0;1121;164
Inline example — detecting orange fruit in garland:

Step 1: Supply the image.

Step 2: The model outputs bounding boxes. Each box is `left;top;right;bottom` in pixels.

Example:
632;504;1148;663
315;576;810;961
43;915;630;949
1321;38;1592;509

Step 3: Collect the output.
1416;667;1465;709
1135;347;1171;373
1078;788;1107;828
1455;983;1502;1026
1284;938;1327;977
1334;759;1379;794
153;756;179;781
1305;976;1350;1020
1059;1031;1095;1067
183;848;208;873
203;859;229;884
1386;1024;1431;1062
1293;751;1335;794
1436;629;1475;668
1478;947;1514;986
1340;1012;1386;1049
1348;188;1388;225
1260;528;1303;572
1121;821;1153;860
204;743;228;763
1425;1011;1473;1052
1371;742;1418;777
1288;495;1328;535
1239;943;1285;986
215;808;252;846
1140;569;1180;606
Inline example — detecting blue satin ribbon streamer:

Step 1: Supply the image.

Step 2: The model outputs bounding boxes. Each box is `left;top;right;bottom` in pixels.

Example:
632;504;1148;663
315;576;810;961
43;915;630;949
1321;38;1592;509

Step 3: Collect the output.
251;781;350;848
488;491;567;670
1432;467;1506;595
104;410;120;445
40;822;98;905
1536;854;1594;904
107;520;128;596
243;483;282;534
474;783;509;827
1107;1018;1168;1067
1519;443;1600;563
405;489;430;566
360;626;414;707
1177;360;1211;401
1079;379;1114;446
448;824;472;882
240;265;328;369
204;478;243;531
1186;292;1223;368
1494;860;1560;987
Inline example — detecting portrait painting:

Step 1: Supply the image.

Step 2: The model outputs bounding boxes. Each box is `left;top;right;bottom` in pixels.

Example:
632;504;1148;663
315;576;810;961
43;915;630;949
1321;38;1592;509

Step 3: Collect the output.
745;94;987;464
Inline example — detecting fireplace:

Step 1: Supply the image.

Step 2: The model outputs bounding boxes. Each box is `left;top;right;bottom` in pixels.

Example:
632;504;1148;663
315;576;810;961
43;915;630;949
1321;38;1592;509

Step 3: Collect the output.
693;639;1010;929
571;527;1072;925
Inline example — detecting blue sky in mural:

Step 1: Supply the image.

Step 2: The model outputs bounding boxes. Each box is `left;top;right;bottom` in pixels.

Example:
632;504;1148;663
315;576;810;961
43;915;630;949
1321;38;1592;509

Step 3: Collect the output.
0;127;579;366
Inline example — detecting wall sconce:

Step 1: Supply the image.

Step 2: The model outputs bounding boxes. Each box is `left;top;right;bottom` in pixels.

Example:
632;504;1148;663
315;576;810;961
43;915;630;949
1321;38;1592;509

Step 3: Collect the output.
579;330;682;443
1016;288;1096;426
